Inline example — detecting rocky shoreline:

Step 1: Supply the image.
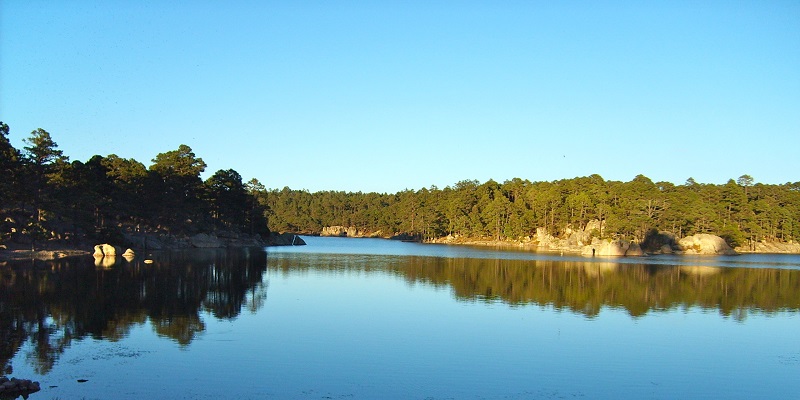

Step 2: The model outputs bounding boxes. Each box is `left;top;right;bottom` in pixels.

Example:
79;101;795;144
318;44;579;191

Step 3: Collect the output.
0;377;40;397
321;221;799;256
4;226;799;262
0;232;305;262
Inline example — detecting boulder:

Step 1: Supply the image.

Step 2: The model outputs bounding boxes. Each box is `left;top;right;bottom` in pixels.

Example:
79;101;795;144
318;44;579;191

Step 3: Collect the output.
737;240;800;253
122;248;135;262
569;220;604;246
0;377;40;396
582;239;643;257
93;243;121;257
640;230;678;254
626;242;644;256
101;243;120;256
267;232;306;246
320;226;382;238
321;226;348;237
145;235;165;249
190;233;223;248
678;234;737;255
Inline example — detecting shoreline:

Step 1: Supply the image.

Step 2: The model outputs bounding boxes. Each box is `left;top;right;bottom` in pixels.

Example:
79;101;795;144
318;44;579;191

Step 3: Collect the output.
3;235;798;262
1;232;305;262
0;249;92;262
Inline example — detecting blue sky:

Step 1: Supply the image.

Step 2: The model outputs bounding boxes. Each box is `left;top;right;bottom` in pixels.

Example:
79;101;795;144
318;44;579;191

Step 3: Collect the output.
2;1;798;193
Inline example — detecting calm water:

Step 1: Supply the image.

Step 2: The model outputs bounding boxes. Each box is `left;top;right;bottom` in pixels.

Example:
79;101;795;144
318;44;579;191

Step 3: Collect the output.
2;236;799;399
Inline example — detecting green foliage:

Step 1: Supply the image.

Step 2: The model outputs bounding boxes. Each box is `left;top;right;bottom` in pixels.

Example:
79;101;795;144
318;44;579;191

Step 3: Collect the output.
0;121;21;208
150;144;206;177
0;121;797;248
0;124;272;246
206;169;248;228
265;173;800;247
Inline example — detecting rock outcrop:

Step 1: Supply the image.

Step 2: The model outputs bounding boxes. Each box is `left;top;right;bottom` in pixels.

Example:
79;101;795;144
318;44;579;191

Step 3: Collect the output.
320;226;383;238
736;240;800;253
122;231;271;250
190;233;223;248
0;377;40;397
93;243;122;257
267;232;306;246
582;238;643;257
640;231;678;254
677;234;737;255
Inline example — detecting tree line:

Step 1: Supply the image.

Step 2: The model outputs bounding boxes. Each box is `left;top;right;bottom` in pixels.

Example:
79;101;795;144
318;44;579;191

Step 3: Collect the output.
267;174;800;248
1;122;270;248
2;121;798;249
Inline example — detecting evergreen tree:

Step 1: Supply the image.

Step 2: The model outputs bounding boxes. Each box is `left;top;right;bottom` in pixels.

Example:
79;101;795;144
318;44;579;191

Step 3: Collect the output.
0;121;21;209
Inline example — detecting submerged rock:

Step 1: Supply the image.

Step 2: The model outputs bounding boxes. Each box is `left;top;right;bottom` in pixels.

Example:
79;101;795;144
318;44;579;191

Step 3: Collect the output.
0;376;41;396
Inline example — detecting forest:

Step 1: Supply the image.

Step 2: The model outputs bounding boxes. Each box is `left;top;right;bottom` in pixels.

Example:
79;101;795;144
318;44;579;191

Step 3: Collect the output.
266;173;800;249
2;121;799;250
0;122;270;250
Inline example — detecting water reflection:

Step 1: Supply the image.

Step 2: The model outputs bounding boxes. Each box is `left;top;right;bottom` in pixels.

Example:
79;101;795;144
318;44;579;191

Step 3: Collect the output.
2;247;800;379
266;254;800;319
0;248;267;376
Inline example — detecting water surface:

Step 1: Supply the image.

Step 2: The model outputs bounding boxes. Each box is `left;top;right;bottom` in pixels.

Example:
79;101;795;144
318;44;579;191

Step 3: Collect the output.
2;237;799;399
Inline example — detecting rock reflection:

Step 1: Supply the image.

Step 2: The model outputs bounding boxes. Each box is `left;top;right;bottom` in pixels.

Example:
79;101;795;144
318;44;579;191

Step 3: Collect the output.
0;248;268;375
94;255;117;268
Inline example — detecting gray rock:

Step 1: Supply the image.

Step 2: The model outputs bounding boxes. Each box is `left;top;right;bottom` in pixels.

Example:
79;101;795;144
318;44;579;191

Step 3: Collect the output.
93;243;122;256
678;234;737;255
582;239;644;257
190;233;223;248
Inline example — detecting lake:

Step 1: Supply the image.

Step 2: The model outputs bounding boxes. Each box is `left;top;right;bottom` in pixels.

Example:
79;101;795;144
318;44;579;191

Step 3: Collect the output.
2;236;799;399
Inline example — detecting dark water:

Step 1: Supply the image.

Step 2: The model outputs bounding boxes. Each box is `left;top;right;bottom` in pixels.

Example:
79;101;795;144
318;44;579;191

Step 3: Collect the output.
2;237;799;399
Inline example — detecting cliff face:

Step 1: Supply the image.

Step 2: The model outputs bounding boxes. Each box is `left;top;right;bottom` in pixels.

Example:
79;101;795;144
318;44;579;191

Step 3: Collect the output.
736;240;800;253
581;239;644;257
677;234;737;255
320;226;384;238
430;220;749;256
320;221;800;255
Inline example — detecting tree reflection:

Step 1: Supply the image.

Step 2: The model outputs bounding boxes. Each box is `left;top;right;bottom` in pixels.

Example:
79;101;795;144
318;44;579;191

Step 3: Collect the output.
267;254;800;319
0;248;268;375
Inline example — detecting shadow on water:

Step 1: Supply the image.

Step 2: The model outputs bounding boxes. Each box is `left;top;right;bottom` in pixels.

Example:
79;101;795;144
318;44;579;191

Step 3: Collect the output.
0;248;268;376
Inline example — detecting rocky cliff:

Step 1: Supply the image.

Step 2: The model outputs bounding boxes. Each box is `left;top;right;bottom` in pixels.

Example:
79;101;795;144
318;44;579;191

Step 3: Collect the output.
581;239;644;257
736;240;800;253
320;226;384;238
677;234;737;255
430;220;741;257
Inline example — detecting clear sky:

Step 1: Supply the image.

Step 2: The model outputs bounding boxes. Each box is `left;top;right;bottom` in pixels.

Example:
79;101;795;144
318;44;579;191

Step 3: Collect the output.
2;1;798;193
